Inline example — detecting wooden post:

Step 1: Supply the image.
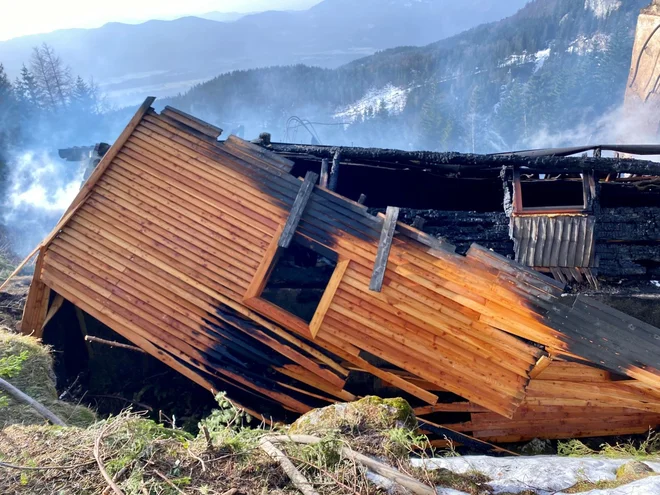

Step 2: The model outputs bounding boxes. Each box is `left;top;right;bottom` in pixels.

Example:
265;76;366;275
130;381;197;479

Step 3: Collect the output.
329;152;341;191
20;248;50;336
370;206;399;292
278;172;319;249
358;193;367;205
319;158;329;188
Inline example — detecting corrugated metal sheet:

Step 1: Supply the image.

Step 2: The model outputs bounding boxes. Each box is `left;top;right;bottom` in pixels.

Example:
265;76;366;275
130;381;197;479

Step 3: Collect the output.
512;215;596;268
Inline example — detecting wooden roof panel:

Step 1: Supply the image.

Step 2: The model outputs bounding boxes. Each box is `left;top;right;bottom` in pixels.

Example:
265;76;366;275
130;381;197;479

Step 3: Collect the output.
22;98;660;430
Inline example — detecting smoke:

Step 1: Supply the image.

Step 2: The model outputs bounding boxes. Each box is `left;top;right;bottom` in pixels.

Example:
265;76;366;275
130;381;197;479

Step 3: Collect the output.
524;102;660;152
3;150;84;254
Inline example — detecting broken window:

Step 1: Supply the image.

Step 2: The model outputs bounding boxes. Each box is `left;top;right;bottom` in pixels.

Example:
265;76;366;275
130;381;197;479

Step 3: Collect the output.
260;240;338;323
513;168;596;215
244;233;348;337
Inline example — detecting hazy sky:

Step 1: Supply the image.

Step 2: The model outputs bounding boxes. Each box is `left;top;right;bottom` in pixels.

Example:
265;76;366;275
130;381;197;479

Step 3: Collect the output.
0;0;320;41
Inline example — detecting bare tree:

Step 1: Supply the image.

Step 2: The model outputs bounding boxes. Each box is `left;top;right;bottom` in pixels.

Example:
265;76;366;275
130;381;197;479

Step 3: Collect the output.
30;43;72;110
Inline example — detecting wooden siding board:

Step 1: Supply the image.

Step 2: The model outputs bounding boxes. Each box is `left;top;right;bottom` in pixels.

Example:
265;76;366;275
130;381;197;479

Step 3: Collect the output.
27;105;660;428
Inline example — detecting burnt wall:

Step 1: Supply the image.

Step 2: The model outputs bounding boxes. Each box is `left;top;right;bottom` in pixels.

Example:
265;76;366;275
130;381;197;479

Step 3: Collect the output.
375;209;513;256
595;207;660;279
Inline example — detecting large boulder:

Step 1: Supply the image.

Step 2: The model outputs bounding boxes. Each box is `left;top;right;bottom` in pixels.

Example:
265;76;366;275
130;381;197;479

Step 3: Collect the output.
616;461;654;480
290;396;417;436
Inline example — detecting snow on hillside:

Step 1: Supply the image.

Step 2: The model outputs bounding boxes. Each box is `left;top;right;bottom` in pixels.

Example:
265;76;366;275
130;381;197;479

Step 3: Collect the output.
334;84;412;123
585;0;622;19
567;33;610;55
499;49;551;71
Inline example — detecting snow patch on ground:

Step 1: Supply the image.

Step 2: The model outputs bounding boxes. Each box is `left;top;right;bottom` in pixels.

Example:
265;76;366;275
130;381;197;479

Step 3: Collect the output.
585;0;622;19
334;84;411;123
499;49;551;72
652;280;660;288
413;456;660;495
567;33;610;55
534;49;551;71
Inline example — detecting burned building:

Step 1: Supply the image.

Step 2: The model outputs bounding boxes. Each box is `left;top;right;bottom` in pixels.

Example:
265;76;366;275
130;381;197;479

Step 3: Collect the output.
16;98;660;444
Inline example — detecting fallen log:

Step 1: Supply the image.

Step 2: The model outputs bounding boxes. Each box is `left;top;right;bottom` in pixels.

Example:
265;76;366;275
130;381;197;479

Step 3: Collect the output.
0;377;66;426
265;434;436;495
259;437;320;495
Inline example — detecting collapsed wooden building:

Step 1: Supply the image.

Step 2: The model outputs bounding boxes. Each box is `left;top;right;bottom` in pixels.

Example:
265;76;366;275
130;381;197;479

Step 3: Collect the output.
18;98;660;444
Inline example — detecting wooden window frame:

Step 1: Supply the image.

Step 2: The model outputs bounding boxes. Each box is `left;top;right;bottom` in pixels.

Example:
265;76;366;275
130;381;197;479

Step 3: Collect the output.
513;167;596;215
244;228;349;339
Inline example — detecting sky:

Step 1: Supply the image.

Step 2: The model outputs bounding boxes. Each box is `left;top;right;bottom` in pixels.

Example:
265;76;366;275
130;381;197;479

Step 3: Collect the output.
0;0;320;41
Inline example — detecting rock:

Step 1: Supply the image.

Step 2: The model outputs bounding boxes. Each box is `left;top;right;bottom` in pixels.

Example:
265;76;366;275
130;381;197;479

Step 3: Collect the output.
616;461;654;479
520;438;554;456
290;396;417;436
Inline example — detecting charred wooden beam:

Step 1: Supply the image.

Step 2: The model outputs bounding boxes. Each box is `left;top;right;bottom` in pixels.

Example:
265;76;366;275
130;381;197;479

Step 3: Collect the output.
320;158;329;188
329;152;341;191
267;143;660;177
370;206;399;292
279;171;319;249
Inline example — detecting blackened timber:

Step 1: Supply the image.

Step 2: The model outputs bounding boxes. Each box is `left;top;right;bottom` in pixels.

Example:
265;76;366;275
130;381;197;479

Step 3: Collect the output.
370;206;400;292
267;142;660;177
279;171;319;249
320;158;329;188
329;152;341;191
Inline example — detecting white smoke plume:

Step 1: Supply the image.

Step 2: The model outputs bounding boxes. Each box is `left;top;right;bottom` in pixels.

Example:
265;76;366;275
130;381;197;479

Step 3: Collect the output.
3;150;84;254
524;103;660;154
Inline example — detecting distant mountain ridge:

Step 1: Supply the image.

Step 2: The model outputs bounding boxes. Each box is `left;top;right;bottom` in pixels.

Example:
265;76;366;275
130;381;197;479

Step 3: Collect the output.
0;0;529;105
164;0;648;152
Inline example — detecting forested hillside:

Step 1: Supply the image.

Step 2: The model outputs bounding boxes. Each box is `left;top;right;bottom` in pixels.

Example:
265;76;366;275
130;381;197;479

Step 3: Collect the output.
167;0;647;152
0;0;528;107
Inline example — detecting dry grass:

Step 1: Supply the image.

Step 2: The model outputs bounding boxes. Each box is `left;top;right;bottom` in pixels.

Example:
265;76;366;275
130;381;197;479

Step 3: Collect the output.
0;411;388;495
0;329;96;428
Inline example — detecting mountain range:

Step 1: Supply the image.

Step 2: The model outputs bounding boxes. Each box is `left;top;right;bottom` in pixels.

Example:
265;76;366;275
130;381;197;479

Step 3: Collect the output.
0;0;528;106
162;0;648;153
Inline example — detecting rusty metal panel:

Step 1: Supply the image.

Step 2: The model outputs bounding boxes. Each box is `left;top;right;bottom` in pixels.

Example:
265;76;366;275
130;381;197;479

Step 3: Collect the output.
512;215;596;268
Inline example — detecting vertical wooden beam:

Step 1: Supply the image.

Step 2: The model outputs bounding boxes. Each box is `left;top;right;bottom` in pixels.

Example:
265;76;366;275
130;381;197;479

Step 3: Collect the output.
278;171;319;249
369;206;400;292
329;152;341;191
38;293;65;338
512;166;523;214
21;248;50;336
358;194;367;205
319;158;329;188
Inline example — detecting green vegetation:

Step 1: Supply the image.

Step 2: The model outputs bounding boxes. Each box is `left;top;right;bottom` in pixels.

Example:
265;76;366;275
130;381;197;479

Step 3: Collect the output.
0;329;96;428
559;432;660;460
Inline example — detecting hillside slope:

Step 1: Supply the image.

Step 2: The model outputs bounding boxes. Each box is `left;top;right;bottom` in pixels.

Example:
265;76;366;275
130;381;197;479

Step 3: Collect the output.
166;0;647;152
0;0;528;106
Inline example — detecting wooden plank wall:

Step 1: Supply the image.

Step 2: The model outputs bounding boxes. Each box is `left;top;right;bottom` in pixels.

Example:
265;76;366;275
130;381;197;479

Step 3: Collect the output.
38;108;355;419
455;362;660;442
30;103;660;435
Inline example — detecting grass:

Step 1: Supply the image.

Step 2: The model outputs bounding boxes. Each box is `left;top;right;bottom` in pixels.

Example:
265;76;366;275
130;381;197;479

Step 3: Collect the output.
0;329;96;428
563;476;656;493
558;431;660;460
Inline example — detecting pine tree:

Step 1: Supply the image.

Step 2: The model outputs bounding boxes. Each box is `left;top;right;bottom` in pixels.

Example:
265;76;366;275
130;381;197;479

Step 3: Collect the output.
14;64;41;109
70;76;94;114
0;64;13;106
